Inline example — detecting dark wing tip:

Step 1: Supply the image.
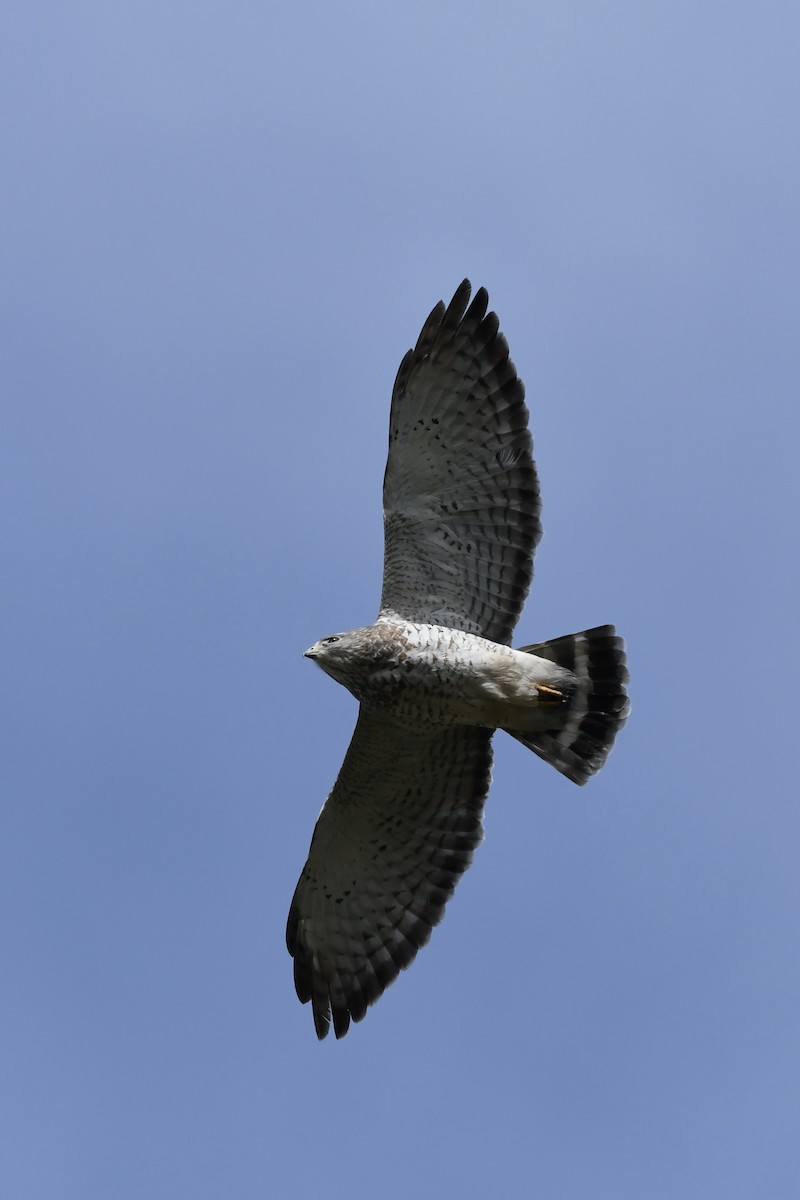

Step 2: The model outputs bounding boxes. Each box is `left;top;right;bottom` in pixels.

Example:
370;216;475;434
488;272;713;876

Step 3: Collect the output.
414;279;474;355
442;278;474;328
395;279;501;398
394;281;469;396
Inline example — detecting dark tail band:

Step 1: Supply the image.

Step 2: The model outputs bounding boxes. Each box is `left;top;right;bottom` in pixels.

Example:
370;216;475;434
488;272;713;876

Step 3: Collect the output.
505;625;630;785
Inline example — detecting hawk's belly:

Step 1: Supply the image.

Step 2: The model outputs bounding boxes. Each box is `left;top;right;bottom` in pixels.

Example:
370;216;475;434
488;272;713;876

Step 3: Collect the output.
345;622;571;731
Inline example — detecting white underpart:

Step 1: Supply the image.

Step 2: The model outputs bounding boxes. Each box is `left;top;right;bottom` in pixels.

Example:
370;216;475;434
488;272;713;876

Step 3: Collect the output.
381;621;574;728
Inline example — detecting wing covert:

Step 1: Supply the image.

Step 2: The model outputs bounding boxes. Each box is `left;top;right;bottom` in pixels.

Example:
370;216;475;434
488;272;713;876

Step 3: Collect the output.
379;280;542;645
286;708;493;1039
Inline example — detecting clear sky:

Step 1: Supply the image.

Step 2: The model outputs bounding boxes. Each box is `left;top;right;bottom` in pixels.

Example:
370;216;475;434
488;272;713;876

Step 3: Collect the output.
3;2;799;1197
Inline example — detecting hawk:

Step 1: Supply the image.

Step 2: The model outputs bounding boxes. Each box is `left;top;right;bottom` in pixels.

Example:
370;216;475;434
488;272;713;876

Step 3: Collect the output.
287;281;629;1039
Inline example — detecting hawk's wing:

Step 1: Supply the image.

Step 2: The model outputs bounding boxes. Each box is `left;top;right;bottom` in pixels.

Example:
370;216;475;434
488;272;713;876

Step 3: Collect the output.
286;708;493;1039
379;280;542;646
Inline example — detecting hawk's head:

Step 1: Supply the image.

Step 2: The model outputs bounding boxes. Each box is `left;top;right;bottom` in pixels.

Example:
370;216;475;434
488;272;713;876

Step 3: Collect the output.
304;630;362;689
304;625;398;697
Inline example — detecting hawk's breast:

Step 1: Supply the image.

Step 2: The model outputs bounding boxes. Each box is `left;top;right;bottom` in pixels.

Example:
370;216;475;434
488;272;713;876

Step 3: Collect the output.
351;621;528;726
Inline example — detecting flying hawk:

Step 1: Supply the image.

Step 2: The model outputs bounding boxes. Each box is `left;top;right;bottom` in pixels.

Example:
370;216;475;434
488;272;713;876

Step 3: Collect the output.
287;281;629;1039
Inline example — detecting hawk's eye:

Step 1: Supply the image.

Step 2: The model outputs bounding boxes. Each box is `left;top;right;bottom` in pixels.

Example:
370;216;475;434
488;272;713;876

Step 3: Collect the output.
322;636;340;645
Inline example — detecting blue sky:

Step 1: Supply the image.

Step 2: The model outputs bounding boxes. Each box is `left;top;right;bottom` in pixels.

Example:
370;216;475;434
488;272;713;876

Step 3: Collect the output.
3;2;799;1196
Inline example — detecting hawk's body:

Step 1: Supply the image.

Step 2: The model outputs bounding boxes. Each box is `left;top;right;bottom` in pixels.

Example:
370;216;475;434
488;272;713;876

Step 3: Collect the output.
287;281;629;1039
305;621;575;730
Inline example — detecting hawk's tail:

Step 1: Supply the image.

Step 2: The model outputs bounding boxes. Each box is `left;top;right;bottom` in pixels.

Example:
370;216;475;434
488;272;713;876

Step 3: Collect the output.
504;625;630;785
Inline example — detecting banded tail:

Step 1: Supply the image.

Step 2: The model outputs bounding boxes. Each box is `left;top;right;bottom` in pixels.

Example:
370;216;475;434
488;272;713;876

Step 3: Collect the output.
505;625;630;785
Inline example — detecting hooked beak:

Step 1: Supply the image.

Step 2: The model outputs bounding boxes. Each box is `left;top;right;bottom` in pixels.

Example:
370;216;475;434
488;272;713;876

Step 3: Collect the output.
303;647;318;660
